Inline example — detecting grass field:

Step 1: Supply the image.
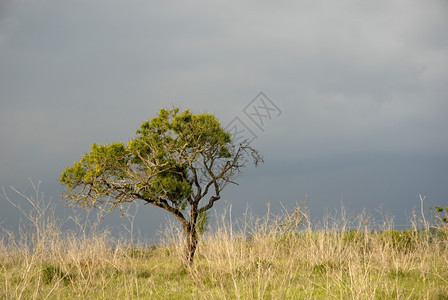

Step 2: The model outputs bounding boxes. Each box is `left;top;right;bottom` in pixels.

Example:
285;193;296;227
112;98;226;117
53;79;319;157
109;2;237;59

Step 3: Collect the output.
1;188;447;299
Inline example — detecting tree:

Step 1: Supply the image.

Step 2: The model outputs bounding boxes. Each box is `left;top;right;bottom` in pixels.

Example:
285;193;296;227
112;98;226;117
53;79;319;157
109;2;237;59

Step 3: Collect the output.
60;108;262;264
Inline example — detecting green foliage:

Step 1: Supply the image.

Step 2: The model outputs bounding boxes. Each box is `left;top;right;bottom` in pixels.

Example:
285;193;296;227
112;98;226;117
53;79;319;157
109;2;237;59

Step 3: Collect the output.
128;246;156;259
429;205;448;223
41;263;72;285
386;268;410;280
59;108;239;211
378;229;416;252
429;205;448;240
60;142;127;189
343;230;365;244
312;263;327;275
133;108;231;162
311;261;343;277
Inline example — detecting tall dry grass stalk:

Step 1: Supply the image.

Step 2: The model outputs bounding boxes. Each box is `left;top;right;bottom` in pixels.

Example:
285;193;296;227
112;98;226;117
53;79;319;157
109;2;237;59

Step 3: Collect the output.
1;183;447;299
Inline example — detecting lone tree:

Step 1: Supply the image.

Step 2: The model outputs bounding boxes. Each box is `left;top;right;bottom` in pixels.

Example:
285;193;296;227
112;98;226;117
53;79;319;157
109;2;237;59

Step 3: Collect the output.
60;108;262;264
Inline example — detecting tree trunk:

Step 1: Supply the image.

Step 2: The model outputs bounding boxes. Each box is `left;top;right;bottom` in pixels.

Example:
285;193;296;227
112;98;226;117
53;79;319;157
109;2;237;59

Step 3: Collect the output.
183;226;198;266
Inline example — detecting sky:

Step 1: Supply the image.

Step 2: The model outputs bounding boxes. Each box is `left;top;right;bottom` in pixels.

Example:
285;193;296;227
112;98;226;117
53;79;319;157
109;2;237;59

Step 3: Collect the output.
1;0;447;239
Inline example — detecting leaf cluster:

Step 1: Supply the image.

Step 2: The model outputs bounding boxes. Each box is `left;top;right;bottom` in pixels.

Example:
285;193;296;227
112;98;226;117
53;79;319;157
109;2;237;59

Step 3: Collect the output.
60;108;262;219
429;205;448;223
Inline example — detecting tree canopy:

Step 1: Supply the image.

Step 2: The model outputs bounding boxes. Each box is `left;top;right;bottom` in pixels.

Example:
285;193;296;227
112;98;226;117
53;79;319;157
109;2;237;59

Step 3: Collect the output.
60;108;262;264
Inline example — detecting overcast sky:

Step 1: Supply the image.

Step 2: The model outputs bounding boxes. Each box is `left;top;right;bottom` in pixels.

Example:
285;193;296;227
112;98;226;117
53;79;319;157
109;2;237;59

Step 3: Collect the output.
1;0;447;238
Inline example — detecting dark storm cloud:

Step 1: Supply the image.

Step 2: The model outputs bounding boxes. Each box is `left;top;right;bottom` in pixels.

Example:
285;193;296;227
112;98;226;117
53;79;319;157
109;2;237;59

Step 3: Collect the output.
1;0;447;235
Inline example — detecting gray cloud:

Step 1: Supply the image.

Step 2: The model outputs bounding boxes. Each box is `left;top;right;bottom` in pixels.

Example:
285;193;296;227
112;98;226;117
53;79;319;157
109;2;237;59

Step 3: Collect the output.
1;0;447;236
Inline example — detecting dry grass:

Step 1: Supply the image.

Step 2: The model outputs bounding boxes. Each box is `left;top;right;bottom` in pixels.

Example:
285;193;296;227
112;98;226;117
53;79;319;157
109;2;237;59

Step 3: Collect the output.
1;184;447;299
